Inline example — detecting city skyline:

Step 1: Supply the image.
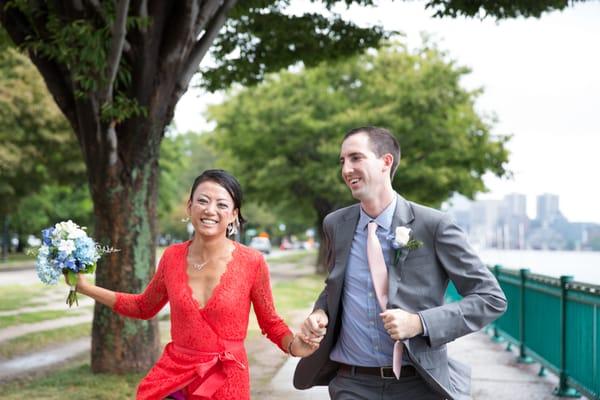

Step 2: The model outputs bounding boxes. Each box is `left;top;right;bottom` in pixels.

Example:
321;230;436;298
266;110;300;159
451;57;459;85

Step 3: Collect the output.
174;1;600;223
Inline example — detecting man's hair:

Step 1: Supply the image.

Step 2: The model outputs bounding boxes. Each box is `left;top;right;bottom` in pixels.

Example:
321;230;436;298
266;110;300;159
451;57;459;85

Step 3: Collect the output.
343;126;401;178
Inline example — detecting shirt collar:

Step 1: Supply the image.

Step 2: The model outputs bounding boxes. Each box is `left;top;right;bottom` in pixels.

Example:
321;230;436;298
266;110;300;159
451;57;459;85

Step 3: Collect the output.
358;195;397;232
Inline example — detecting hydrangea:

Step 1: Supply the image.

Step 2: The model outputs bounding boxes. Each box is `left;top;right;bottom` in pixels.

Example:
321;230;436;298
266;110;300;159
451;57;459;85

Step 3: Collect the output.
32;220;116;307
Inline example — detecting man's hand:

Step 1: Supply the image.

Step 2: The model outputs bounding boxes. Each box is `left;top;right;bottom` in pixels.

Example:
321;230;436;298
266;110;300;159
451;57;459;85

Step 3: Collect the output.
299;309;328;345
380;309;424;341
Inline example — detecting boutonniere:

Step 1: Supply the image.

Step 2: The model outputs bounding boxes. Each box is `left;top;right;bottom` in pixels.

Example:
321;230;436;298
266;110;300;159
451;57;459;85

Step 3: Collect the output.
388;226;423;264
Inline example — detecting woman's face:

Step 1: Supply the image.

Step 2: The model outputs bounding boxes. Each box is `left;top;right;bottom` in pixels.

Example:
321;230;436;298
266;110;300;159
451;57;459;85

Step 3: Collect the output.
187;180;238;238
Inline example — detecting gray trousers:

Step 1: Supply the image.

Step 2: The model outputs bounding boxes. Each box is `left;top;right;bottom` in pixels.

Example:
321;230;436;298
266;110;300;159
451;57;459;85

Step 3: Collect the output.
329;370;445;400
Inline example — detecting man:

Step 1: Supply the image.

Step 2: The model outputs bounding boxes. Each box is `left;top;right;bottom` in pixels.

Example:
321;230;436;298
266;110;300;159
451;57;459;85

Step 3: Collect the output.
293;126;506;400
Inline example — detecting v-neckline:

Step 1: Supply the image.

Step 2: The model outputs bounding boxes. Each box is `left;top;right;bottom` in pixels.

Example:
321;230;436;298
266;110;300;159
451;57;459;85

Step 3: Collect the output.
183;240;239;311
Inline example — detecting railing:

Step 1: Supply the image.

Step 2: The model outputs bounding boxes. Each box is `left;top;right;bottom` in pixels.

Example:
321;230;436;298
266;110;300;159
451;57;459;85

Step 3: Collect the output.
445;265;600;400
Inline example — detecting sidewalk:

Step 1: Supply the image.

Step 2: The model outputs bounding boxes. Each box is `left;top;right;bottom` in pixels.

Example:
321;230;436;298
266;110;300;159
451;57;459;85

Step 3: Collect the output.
267;330;583;400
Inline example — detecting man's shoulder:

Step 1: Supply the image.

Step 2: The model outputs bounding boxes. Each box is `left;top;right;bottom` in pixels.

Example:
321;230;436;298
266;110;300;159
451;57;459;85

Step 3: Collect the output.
323;203;359;225
404;198;449;228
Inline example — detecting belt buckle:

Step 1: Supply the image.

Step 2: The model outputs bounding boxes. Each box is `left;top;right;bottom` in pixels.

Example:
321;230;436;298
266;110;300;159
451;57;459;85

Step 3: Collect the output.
379;367;395;379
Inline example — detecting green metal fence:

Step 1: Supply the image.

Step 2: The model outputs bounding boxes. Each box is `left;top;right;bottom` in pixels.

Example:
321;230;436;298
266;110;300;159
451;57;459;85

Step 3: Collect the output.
446;265;600;400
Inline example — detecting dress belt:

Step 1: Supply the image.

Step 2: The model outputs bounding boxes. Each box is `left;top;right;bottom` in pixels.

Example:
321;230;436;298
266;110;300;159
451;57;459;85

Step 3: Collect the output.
171;341;245;398
338;363;417;379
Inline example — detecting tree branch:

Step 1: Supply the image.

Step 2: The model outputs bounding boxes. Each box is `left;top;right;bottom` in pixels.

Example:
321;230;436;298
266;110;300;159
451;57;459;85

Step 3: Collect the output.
195;0;222;38
0;4;78;130
176;0;237;97
100;0;130;104
83;0;131;53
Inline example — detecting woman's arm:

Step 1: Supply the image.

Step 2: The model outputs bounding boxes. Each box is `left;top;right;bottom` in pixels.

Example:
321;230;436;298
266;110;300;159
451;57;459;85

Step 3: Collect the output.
75;273;117;308
73;251;169;319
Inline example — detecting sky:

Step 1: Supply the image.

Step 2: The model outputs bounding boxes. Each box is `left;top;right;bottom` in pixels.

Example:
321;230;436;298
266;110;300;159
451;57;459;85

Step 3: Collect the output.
174;1;600;223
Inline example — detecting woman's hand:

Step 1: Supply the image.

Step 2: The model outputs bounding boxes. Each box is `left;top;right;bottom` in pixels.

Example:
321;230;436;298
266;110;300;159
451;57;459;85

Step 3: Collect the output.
290;334;320;358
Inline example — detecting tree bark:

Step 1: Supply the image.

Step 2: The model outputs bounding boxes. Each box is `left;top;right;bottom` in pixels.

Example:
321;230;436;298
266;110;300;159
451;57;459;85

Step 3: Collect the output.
1;215;9;261
89;137;161;372
314;198;335;274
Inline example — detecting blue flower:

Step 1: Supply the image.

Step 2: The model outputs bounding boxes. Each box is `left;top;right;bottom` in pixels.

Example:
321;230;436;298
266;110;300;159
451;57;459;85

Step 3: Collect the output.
42;228;54;246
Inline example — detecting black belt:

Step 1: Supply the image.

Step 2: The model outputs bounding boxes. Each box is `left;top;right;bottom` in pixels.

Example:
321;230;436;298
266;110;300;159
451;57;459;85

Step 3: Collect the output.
338;363;417;379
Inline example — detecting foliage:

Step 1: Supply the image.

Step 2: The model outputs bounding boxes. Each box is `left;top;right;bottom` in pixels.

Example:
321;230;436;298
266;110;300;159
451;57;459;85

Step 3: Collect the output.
210;41;510;231
425;0;576;19
0;48;85;217
158;131;219;241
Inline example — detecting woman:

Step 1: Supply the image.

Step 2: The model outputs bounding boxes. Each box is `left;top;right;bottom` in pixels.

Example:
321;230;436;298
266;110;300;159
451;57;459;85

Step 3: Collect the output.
75;169;318;399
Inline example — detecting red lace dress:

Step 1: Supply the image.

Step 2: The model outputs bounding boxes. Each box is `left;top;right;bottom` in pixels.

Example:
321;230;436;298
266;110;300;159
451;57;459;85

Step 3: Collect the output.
113;240;292;399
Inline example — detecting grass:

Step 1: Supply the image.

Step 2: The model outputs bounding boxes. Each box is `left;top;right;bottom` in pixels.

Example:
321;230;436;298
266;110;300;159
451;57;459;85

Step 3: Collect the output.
0;252;35;265
0;323;91;359
0;309;84;329
272;274;324;321
0;284;49;311
0;364;143;400
268;250;317;264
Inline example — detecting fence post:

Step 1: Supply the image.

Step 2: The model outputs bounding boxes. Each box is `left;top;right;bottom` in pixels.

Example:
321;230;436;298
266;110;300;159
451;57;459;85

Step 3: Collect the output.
518;268;533;364
553;275;580;398
491;264;505;343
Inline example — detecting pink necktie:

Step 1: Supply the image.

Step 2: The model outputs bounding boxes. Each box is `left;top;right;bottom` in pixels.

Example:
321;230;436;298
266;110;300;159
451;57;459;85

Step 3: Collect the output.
367;221;403;379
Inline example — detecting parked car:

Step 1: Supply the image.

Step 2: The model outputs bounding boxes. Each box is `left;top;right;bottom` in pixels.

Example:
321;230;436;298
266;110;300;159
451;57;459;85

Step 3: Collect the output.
249;236;272;254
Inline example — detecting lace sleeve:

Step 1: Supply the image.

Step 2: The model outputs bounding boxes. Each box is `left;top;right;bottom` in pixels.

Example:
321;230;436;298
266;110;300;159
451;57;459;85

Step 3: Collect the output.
250;254;292;352
112;251;169;320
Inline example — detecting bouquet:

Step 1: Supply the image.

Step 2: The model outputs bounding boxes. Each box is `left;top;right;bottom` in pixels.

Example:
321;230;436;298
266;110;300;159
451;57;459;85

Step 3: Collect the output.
33;220;116;307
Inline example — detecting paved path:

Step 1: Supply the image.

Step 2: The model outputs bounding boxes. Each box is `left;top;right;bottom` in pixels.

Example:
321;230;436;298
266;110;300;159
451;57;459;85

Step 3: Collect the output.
268;330;589;400
0;338;89;382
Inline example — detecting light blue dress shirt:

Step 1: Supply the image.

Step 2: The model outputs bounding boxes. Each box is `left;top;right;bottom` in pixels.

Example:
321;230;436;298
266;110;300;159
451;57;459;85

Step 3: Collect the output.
330;197;397;367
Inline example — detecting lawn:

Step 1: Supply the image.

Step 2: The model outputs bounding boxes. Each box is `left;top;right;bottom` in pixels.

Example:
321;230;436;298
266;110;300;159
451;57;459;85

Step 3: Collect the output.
0;284;50;311
0;323;91;359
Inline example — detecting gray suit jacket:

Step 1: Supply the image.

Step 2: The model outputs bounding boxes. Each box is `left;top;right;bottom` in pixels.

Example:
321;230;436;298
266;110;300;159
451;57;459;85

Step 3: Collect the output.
293;194;507;400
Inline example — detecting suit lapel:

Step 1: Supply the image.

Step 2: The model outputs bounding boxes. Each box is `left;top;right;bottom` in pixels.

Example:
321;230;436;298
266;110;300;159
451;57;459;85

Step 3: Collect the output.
391;194;415;272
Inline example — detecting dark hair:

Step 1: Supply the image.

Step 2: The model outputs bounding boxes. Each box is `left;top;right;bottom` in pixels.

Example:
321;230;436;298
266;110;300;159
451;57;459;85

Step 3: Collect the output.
343;126;401;178
188;169;246;235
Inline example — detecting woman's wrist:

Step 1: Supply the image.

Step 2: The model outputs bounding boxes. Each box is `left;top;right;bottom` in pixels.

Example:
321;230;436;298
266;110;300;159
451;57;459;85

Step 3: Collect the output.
287;335;297;357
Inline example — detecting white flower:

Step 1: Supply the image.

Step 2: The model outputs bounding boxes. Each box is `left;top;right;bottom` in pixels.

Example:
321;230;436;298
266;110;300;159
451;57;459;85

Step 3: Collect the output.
394;226;411;247
55;220;87;240
58;239;76;255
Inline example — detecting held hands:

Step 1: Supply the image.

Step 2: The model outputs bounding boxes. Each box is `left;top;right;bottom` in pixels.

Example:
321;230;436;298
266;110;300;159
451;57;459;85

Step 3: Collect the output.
289;334;319;358
299;309;328;347
380;309;424;341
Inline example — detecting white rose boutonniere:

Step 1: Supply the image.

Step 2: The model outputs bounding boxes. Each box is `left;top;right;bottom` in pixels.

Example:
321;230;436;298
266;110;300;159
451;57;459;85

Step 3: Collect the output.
388;226;423;264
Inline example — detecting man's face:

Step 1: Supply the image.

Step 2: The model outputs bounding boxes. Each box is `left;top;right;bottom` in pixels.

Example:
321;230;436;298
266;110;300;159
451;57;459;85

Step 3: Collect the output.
339;132;388;201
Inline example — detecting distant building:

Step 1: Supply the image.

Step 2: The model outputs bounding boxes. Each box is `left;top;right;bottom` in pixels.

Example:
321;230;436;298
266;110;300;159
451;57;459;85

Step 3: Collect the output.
536;193;560;225
446;192;598;251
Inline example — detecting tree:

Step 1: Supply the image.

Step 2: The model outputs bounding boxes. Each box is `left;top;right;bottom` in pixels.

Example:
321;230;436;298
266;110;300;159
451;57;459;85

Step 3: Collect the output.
0;0;582;373
0;0;388;372
210;42;510;269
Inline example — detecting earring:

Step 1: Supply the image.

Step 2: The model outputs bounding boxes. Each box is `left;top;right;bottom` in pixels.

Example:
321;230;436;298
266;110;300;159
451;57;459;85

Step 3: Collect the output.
227;223;238;237
181;217;190;223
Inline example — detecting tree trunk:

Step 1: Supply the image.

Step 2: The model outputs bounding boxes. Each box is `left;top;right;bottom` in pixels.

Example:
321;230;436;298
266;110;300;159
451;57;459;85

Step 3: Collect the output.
314;198;335;274
1;215;9;262
88;122;162;372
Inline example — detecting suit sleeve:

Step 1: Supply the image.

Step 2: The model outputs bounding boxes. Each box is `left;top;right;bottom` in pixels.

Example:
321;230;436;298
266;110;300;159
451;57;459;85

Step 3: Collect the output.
312;216;334;314
419;215;507;347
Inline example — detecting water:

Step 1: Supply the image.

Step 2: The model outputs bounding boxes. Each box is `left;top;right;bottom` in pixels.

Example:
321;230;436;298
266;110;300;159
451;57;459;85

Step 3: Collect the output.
478;249;600;285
